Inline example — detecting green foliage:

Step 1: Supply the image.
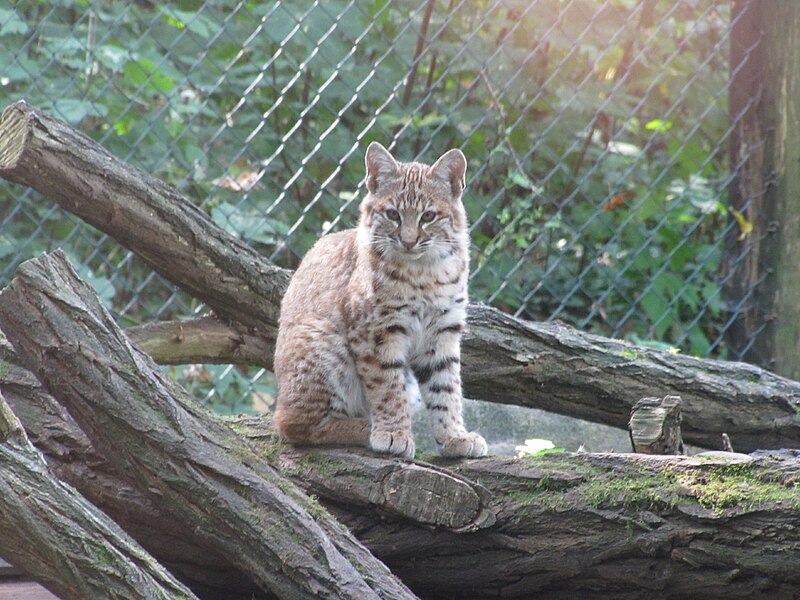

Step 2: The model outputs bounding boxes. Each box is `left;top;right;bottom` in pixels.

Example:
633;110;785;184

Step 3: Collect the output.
0;0;735;410
161;364;276;416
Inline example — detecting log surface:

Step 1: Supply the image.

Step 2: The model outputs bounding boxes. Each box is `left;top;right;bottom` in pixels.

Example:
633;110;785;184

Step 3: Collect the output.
11;385;800;599
0;250;417;600
0;391;199;600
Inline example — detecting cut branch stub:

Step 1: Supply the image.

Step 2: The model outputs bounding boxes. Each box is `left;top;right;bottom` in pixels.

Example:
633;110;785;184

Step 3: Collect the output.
628;395;685;454
270;443;495;532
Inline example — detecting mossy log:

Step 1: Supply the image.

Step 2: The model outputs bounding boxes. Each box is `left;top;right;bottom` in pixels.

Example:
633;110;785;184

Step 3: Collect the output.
0;390;199;600
4;358;800;600
0;251;417;600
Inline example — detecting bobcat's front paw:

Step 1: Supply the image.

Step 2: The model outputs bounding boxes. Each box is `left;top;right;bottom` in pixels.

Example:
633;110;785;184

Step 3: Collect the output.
440;432;487;458
370;429;416;460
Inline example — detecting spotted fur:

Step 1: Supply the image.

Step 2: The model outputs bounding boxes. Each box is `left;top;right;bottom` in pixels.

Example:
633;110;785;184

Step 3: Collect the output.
273;142;487;459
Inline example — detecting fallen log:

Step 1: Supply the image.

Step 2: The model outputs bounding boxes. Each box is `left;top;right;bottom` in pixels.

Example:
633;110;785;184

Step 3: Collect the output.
0;390;199;600
0;251;417;600
0;333;260;599
1;100;797;451
3;344;800;599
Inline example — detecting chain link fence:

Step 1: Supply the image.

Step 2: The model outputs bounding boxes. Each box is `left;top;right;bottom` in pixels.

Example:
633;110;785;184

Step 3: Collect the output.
0;1;769;413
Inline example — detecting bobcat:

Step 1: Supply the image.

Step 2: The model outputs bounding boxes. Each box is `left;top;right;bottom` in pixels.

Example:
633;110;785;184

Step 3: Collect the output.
273;142;487;459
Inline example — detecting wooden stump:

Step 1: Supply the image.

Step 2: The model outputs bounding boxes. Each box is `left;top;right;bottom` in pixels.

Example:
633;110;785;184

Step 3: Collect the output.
629;395;685;454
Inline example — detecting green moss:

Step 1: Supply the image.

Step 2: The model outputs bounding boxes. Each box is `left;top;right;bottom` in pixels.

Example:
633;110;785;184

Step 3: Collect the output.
0;359;8;380
416;450;438;462
228;419;286;462
578;471;683;510
302;493;330;521
507;455;799;514
508;465;682;512
258;435;287;463
683;464;800;512
291;450;344;478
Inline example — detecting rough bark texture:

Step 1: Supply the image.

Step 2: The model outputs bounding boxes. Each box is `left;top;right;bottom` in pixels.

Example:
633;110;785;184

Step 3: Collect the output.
2;100;800;452
0;391;199;600
460;307;800;451
0;334;258;599
726;0;800;377
0;251;417;600
3;356;800;600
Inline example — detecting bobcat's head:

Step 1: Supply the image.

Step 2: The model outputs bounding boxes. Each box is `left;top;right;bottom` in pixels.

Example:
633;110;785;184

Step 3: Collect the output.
360;141;468;261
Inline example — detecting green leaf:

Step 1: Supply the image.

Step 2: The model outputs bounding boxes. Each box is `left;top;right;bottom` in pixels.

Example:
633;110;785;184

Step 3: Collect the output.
52;99;108;125
3;55;38;82
163;9;218;39
0;235;16;259
123;57;175;93
211;202;289;246
0;8;29;36
686;326;711;357
508;170;534;190
645;118;673;133
640;289;668;330
96;44;128;72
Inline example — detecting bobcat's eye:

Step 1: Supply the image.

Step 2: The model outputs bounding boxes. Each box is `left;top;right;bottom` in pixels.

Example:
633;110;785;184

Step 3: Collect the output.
420;210;436;223
385;208;401;222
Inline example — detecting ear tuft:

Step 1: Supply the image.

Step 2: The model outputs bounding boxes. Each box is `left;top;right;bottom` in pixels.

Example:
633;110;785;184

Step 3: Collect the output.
365;141;399;193
431;148;467;198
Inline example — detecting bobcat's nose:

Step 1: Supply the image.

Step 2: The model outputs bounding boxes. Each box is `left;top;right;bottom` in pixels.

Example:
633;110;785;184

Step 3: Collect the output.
401;240;416;250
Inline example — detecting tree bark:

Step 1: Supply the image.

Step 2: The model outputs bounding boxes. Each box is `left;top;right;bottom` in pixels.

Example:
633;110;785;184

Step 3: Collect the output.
3;350;800;599
0;390;200;600
0;332;262;598
0;251;417;600
2;100;798;452
726;0;800;377
127;315;275;368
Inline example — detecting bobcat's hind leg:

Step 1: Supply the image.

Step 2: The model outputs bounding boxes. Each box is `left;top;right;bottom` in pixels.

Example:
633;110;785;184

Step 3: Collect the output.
274;399;370;447
312;416;372;446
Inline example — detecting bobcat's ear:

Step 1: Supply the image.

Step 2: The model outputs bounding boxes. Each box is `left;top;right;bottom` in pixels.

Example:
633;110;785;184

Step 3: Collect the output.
431;148;467;198
365;141;399;194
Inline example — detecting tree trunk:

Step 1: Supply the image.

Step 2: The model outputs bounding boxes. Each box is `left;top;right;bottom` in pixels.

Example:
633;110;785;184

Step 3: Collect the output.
726;0;800;376
0;391;199;600
0;251;417;600
3;342;800;599
1;100;799;452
